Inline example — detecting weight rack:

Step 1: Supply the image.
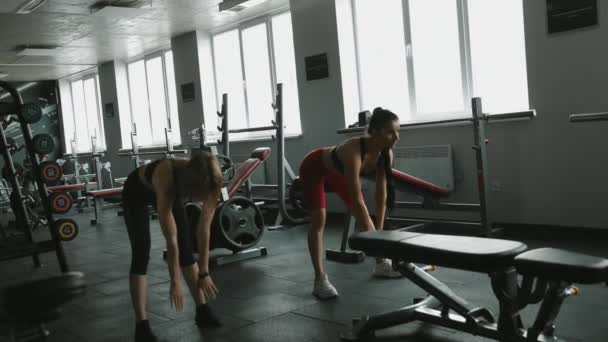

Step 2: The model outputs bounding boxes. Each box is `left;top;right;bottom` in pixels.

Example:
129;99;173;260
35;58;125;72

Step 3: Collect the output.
0;81;70;272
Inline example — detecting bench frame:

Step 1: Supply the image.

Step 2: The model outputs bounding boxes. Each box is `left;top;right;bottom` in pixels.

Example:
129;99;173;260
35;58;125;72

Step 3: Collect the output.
342;261;575;342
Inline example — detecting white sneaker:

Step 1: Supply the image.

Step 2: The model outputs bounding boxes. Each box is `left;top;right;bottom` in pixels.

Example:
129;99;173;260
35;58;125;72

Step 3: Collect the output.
373;259;403;278
312;273;339;300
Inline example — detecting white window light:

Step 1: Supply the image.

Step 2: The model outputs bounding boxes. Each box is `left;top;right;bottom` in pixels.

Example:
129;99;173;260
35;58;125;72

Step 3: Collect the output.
219;0;269;12
0;73;8;79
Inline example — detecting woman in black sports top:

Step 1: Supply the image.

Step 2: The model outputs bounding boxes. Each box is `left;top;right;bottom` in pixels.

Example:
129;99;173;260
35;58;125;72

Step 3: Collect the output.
122;151;223;342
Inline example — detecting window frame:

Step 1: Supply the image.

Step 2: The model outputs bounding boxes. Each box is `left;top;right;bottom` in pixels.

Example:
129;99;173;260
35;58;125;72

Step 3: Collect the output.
125;48;180;149
210;8;301;141
61;70;107;155
347;0;530;125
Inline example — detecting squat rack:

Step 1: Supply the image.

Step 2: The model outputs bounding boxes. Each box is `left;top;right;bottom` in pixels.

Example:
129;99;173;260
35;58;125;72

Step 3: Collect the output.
0;81;69;272
216;84;309;229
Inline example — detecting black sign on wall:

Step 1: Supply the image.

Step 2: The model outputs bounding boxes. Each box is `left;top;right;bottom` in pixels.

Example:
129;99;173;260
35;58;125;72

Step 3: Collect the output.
547;0;598;34
305;53;329;81
181;82;196;103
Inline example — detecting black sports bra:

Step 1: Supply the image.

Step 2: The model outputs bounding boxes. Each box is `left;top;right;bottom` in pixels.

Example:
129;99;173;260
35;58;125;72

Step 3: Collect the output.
143;158;164;184
331;138;385;175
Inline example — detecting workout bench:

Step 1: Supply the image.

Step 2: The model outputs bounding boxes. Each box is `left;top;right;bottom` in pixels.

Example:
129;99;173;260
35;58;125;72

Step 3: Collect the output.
327;168;450;263
341;230;608;341
84;187;123;225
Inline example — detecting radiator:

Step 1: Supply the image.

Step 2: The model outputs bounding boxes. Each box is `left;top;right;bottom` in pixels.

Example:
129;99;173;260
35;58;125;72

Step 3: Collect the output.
393;144;454;191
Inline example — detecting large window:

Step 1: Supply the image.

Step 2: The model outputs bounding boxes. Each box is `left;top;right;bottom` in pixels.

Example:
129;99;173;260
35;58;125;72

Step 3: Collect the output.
59;73;106;154
122;50;181;149
210;11;301;140
337;0;529;125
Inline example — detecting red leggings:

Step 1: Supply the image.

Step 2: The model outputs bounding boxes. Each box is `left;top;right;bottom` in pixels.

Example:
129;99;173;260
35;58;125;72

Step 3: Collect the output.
299;148;362;210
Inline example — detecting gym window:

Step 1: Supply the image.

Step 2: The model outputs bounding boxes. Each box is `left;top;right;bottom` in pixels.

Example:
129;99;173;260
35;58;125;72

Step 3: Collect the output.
58;73;107;154
122;50;181;149
209;10;301;141
336;0;529;126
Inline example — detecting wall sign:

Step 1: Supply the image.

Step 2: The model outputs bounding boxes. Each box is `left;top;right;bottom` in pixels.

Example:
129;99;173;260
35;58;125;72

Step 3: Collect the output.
104;102;114;118
181;82;196;103
305;53;329;81
547;0;598;34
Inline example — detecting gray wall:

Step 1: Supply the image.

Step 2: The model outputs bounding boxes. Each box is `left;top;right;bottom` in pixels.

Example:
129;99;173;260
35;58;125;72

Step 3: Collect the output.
171;31;205;148
96;0;608;228
98;61;130;179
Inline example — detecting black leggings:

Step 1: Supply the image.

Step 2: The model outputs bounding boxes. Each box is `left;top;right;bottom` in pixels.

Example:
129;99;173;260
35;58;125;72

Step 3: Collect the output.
123;175;196;275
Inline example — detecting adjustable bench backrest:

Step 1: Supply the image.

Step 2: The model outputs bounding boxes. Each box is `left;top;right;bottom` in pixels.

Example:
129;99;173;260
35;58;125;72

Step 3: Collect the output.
226;147;271;197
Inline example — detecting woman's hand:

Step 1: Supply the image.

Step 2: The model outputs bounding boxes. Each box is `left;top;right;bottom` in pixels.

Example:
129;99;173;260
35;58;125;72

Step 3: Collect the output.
170;281;184;312
198;275;219;302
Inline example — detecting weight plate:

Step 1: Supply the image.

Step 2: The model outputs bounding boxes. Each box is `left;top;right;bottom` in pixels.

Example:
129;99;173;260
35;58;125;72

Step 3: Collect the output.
55;218;79;242
32;134;54;154
50;192;73;214
214;196;264;252
39;161;63;183
20;103;42;124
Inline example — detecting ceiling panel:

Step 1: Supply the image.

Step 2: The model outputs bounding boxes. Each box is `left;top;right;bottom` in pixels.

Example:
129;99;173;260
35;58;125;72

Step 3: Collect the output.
0;64;96;81
0;0;290;81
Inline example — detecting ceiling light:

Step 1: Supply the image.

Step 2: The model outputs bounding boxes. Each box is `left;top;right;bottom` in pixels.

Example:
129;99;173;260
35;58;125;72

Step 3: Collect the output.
219;0;269;12
17;47;58;56
15;0;48;14
0;72;8;79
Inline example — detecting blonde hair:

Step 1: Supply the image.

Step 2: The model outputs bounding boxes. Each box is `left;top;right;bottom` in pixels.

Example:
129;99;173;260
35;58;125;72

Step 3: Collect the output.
184;151;224;198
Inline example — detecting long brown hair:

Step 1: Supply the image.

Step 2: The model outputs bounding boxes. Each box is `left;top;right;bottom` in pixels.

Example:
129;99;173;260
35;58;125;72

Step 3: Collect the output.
183;151;223;198
368;107;398;208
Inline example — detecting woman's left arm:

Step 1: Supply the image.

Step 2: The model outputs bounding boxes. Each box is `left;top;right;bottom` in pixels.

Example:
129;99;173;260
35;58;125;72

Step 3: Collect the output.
196;193;219;276
374;149;393;231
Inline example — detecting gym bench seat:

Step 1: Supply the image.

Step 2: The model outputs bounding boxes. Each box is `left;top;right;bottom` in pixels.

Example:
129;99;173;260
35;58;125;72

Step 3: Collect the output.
342;230;608;342
47;184;88;192
84;187;123;225
226;147;271;197
515;247;608;284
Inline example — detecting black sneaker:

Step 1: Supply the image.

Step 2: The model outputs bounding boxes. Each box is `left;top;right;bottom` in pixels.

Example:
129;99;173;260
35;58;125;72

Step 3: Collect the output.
195;304;222;327
135;320;158;342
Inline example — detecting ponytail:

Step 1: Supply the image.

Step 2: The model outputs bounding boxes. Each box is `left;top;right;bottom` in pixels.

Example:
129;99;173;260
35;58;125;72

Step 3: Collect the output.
382;148;395;208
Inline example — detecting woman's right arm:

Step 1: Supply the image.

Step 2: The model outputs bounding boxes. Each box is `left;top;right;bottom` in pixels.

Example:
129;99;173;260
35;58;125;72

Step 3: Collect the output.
152;163;183;310
343;145;375;231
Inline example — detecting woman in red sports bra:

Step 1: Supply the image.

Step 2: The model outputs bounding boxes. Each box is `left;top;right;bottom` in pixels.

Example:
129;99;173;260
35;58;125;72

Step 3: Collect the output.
298;108;401;300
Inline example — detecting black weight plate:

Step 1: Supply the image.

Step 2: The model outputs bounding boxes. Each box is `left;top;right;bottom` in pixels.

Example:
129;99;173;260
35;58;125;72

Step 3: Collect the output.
20;103;42;124
32;134;54;154
215;196;264;252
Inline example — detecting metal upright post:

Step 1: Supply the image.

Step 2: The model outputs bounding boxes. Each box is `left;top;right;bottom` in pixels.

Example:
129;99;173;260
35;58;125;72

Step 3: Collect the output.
471;98;494;237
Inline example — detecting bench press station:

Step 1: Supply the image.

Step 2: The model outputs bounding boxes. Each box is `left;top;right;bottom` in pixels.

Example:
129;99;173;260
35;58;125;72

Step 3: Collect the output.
341;230;608;341
328;98;535;263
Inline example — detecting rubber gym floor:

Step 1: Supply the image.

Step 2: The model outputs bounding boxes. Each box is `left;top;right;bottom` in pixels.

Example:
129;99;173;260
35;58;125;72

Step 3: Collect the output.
1;208;607;342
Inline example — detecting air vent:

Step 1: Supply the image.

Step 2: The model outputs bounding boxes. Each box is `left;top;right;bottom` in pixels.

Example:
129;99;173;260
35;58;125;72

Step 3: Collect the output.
90;0;150;17
394;145;451;159
16;45;58;56
394;145;454;191
15;0;47;14
219;0;269;12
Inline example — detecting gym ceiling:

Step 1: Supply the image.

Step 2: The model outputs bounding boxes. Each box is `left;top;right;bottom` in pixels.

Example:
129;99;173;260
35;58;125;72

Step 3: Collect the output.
0;0;289;82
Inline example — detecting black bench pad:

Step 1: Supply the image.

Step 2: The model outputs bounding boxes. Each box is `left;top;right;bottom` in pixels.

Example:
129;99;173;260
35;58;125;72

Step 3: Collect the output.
349;231;527;273
515;248;608;284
